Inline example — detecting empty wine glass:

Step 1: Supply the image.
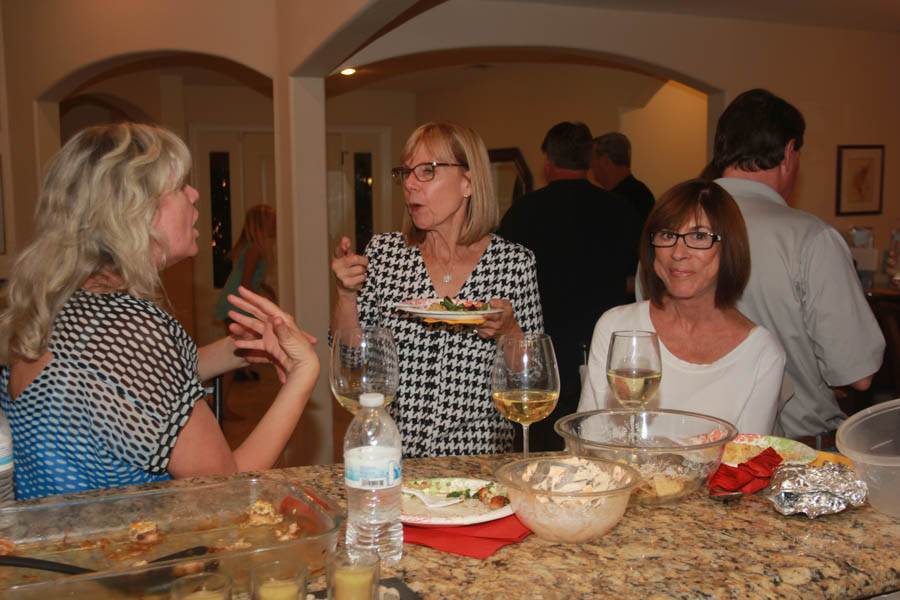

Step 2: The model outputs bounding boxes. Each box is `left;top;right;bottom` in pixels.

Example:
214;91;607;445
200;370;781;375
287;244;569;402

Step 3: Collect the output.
491;332;560;458
606;330;662;443
330;327;399;414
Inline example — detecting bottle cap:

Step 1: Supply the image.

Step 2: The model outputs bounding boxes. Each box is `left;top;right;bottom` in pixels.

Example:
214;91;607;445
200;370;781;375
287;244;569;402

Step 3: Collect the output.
359;393;385;408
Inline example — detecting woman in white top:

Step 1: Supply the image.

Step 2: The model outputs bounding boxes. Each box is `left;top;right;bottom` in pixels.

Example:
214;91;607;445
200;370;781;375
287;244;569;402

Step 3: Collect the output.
578;179;785;434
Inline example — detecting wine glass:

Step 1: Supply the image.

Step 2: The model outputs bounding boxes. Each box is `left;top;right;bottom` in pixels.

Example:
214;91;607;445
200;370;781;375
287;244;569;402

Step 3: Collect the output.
606;330;662;442
491;332;560;458
330;327;399;414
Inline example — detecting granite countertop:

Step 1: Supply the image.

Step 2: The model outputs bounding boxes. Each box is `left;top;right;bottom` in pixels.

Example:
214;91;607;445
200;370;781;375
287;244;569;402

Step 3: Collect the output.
10;454;900;599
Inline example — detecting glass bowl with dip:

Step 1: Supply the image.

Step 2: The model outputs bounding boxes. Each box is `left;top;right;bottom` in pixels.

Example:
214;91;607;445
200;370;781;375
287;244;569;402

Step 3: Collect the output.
495;456;642;543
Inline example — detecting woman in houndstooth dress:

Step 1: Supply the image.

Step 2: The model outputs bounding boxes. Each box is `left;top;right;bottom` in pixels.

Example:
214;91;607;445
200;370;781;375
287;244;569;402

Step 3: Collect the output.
331;122;543;457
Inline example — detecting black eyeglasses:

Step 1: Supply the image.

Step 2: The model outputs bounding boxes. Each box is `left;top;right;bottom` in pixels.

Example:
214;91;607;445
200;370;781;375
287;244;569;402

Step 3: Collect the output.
391;162;467;184
650;230;722;250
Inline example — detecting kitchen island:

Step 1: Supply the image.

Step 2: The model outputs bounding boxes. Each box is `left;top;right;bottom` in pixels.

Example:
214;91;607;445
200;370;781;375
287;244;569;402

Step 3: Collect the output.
6;453;900;599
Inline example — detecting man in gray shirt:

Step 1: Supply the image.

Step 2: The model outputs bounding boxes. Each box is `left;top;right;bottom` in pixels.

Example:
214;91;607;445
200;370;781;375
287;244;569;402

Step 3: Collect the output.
708;89;885;446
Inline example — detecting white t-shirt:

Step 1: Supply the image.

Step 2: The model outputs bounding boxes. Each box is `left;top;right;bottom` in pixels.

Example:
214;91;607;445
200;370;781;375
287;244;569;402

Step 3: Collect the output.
578;301;786;434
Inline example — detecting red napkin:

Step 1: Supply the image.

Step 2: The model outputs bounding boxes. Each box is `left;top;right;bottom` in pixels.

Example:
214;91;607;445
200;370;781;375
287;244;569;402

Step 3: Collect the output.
403;515;532;559
709;447;783;495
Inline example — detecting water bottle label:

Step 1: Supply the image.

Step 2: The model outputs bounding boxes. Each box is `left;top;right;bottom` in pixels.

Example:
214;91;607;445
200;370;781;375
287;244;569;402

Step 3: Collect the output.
344;446;401;490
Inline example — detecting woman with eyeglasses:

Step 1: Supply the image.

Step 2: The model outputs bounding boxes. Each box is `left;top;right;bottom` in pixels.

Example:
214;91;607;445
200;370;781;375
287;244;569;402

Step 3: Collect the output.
330;122;543;457
578;179;786;434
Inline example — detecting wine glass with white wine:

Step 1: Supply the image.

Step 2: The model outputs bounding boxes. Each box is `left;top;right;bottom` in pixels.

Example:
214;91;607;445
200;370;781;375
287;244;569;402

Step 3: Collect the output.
606;330;662;441
491;333;560;458
330;327;399;414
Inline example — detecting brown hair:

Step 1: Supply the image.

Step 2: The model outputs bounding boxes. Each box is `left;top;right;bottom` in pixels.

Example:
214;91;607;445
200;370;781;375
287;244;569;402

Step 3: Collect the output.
639;179;750;309
399;122;497;246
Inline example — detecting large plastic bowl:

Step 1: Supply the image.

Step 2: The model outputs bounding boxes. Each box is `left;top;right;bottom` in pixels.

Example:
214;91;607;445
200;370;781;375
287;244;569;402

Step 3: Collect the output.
555;409;737;504
495;456;642;543
836;398;900;518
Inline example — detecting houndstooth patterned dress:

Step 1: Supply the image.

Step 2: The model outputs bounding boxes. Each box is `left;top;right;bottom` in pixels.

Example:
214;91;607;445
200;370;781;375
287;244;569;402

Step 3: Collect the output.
0;290;202;500
357;233;544;457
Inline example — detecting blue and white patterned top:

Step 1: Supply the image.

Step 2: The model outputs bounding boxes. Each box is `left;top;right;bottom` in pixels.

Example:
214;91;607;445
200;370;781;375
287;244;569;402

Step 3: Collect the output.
0;290;203;500
357;233;543;458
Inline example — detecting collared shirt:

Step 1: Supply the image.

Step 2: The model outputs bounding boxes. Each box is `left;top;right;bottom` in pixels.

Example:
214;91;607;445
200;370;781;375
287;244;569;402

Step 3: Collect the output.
715;177;885;437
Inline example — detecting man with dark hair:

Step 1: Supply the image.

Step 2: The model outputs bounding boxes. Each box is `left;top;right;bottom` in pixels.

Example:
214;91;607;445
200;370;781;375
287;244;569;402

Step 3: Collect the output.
712;88;884;446
593;132;655;224
497;121;641;451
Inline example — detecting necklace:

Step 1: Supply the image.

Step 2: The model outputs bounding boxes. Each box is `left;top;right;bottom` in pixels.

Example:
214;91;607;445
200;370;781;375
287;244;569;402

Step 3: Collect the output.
440;255;453;283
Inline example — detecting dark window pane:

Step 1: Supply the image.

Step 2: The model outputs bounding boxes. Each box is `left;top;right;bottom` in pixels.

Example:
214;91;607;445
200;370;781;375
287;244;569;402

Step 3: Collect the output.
354;153;374;254
210;152;232;288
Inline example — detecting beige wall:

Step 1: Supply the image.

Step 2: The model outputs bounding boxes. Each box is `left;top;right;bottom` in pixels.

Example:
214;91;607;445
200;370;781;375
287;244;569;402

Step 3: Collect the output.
347;0;900;251
412;63;706;199
622;80;709;196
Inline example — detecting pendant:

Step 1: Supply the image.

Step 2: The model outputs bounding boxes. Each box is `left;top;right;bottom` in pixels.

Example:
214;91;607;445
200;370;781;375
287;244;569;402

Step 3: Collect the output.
443;273;452;283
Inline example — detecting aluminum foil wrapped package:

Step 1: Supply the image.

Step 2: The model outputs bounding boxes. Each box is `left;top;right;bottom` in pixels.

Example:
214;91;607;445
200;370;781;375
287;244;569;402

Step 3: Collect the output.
766;463;868;518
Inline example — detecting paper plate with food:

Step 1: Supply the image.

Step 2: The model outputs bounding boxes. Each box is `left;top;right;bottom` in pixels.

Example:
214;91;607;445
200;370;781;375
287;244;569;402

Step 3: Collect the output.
721;434;818;467
401;477;512;525
395;297;502;323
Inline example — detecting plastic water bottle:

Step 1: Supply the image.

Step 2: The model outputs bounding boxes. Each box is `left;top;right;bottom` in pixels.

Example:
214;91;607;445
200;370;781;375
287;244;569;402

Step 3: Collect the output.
343;392;403;565
0;409;13;504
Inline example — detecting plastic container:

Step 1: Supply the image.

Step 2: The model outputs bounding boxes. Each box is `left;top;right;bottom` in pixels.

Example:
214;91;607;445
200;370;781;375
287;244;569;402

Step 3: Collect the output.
0;409;13;504
0;478;344;598
344;392;402;565
836;398;900;518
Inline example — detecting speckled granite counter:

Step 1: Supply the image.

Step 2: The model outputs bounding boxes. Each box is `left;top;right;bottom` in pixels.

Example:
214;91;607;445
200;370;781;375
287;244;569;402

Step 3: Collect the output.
15;453;900;599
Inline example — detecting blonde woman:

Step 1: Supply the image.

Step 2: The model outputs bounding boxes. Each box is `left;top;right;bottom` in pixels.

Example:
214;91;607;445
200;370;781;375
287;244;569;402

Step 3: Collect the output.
0;123;318;500
214;204;277;318
331;122;544;457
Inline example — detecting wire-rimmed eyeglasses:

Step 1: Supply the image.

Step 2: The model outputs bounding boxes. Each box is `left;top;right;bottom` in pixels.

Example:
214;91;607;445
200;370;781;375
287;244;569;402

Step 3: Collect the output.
391;161;467;185
650;230;722;250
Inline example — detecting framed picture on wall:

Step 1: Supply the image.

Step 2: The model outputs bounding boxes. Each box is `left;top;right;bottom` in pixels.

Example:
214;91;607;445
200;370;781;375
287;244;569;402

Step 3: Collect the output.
836;145;884;215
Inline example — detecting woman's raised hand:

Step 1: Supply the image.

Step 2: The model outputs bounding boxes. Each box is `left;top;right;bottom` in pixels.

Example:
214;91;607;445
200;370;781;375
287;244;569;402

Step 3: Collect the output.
226;286;319;384
332;236;369;294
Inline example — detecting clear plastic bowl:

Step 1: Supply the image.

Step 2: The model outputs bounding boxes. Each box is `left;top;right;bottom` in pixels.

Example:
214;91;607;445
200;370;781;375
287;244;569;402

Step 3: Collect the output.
495;456;642;543
836;398;900;518
555;409;737;504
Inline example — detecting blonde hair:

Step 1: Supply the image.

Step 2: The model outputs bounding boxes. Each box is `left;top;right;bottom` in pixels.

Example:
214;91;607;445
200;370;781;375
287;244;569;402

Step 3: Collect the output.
228;204;276;263
400;122;497;246
0;122;191;362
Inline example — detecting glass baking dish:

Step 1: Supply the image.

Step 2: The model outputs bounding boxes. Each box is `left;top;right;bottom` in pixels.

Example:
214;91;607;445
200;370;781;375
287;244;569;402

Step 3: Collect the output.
0;478;345;598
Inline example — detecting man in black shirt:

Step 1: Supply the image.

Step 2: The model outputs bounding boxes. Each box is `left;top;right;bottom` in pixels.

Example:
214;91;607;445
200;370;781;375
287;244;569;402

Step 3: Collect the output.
497;122;642;451
593;132;655;226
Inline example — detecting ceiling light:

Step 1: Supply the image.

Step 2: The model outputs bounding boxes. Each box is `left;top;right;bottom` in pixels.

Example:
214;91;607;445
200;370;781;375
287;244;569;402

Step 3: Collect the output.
340;68;357;76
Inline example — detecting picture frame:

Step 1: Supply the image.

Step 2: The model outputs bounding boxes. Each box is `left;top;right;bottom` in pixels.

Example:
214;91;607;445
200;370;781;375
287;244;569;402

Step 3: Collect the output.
836;145;884;216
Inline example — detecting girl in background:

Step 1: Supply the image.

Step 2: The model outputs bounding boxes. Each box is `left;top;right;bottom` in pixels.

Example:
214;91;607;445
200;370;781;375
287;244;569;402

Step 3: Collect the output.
214;205;277;418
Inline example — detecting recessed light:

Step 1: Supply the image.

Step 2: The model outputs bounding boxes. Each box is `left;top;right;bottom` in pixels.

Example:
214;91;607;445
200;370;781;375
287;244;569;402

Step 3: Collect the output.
340;68;357;76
